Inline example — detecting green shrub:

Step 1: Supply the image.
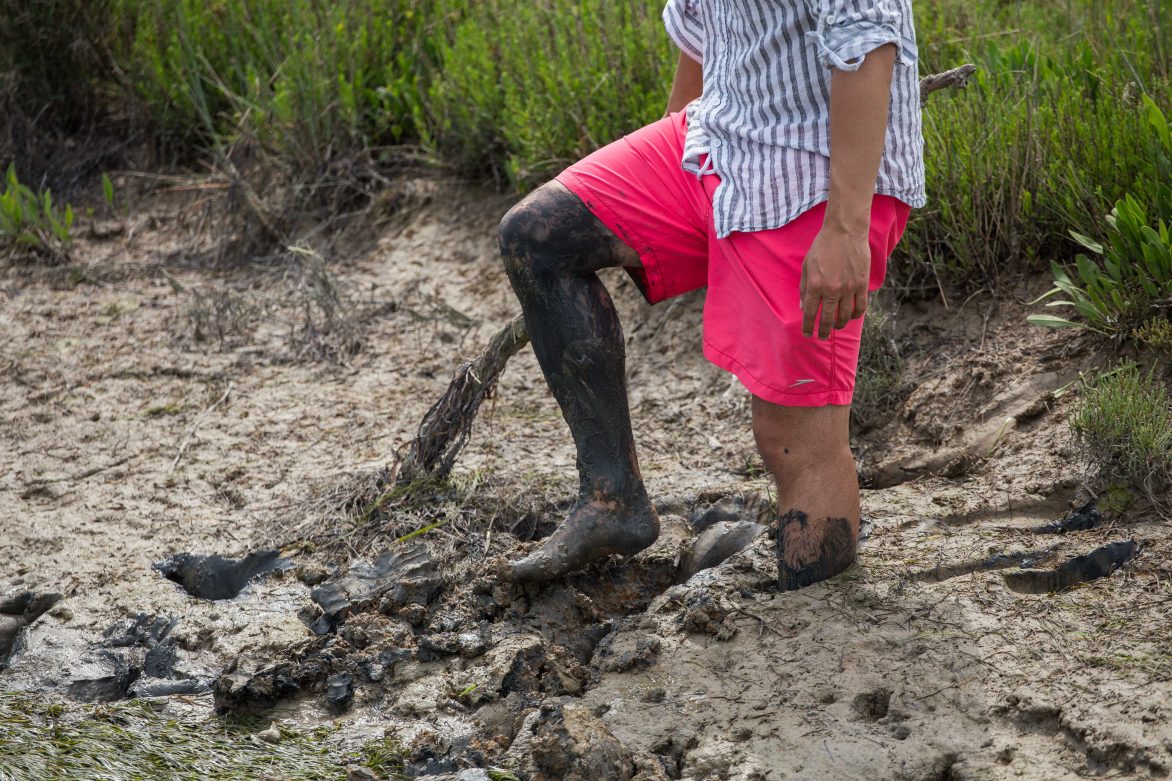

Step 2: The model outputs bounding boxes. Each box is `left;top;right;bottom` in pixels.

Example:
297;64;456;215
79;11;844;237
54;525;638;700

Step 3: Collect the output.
1071;363;1172;510
1029;195;1172;336
899;11;1171;290
1134;318;1172;354
0;164;74;262
117;0;443;173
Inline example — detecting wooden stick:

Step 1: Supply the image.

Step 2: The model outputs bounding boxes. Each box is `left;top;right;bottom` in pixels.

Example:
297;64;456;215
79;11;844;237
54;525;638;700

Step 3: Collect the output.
919;64;977;105
169;382;235;476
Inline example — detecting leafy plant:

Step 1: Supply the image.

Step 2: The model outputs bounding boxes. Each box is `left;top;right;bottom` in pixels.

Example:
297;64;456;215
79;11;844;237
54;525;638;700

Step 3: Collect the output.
0;164;74;262
1071;362;1172;512
1029;195;1172;335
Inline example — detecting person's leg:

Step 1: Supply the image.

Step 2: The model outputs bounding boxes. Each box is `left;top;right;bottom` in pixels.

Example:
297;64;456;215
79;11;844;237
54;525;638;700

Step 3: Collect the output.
497;180;659;582
751;399;859;589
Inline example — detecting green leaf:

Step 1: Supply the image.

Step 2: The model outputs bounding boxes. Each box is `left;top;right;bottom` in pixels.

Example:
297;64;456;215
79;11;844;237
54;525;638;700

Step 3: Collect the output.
1069;230;1103;254
102;173;115;207
1027;314;1085;329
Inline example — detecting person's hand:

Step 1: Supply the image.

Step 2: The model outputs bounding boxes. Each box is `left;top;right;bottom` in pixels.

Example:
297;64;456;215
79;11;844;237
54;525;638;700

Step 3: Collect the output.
800;224;871;340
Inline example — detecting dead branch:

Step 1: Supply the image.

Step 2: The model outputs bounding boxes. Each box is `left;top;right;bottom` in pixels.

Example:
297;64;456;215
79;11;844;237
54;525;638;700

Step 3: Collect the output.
919;64;977;105
396;64;976;483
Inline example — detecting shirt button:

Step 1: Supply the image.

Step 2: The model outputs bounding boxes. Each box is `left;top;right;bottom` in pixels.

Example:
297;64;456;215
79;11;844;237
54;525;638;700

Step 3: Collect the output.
825;13;836;24
712;138;723;148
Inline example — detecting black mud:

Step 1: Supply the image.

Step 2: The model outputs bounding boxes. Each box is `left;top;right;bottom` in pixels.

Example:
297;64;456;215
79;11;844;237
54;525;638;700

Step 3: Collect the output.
1003;540;1139;594
154;550;291;600
1032;500;1103;534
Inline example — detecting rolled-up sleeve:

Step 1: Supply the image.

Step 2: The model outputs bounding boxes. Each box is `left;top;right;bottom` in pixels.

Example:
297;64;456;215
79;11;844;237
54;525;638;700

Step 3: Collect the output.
663;0;705;63
806;0;917;71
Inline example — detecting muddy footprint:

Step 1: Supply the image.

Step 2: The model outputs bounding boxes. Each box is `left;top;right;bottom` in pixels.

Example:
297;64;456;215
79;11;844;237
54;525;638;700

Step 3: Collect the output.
1004;540;1138;594
154;550;291;600
0;590;63;667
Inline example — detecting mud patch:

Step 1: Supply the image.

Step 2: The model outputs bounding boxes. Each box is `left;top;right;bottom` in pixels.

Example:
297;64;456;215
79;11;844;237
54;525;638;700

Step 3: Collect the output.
1003;540;1139;594
154;550;291;600
1032;500;1103;534
0;591;62;667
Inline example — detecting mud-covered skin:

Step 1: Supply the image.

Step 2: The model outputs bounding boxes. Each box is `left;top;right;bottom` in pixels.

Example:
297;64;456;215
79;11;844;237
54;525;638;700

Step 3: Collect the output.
499;182;659;581
775;510;856;590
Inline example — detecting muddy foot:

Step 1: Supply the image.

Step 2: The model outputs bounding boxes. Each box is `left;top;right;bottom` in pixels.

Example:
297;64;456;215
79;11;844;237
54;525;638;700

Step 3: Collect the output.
508;490;660;582
775;511;856;590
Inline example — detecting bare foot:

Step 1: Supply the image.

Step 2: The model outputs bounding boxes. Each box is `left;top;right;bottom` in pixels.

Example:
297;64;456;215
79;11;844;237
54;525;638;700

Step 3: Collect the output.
775;510;856;590
508;487;660;582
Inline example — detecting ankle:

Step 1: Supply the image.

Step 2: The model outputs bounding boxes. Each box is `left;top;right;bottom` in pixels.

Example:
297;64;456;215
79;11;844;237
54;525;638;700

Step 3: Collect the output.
579;474;646;503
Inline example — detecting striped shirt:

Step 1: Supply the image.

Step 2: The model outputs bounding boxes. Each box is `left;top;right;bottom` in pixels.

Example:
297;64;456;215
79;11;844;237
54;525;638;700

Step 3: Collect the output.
663;0;926;238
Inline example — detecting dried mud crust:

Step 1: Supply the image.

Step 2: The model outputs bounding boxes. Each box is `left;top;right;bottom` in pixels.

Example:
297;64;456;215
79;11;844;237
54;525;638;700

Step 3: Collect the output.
0;182;1169;780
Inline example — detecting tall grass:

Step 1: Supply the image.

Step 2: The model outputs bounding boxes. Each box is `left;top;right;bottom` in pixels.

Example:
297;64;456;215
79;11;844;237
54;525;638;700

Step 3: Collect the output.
902;0;1171;289
5;0;1169;290
422;0;672;188
117;0;442;174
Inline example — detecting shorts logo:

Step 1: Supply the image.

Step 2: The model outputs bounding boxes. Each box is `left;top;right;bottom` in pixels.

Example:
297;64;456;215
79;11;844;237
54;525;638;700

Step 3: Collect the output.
788;379;815;388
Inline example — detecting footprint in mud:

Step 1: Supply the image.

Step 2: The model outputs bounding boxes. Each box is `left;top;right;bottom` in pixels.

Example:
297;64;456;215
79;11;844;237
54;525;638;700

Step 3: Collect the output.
1003;540;1138;594
0;590;63;667
1031;499;1103;534
154;549;292;600
911;548;1058;583
680;520;769;581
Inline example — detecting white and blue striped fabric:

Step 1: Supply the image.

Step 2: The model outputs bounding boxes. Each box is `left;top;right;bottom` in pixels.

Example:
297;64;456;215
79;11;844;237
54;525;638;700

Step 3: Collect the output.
662;0;926;238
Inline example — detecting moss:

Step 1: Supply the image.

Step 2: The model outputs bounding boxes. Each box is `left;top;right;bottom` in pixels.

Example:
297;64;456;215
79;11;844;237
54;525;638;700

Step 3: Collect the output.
0;692;404;781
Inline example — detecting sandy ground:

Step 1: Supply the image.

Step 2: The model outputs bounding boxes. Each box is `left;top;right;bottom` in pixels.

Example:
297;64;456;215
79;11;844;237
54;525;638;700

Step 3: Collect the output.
1;182;1170;780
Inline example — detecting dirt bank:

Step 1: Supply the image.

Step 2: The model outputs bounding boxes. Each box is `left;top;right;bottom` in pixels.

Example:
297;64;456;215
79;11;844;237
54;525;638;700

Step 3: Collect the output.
2;182;1169;780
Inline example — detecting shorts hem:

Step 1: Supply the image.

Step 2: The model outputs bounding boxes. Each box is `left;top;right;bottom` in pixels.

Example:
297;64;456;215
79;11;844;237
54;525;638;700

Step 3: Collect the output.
703;339;854;407
555;168;671;305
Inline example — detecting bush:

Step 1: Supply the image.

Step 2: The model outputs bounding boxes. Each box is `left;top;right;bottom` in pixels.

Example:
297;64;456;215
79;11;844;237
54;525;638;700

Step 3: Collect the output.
1071;362;1172;511
898;0;1172;290
0;0;120;135
117;0;443;173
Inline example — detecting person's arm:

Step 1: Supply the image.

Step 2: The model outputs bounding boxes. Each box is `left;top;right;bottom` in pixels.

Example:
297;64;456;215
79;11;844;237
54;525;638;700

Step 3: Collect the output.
800;43;896;340
665;51;703;116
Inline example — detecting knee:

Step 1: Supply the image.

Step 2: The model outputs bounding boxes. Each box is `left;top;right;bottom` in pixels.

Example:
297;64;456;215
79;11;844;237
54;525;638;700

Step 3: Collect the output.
498;188;564;276
499;198;538;256
751;403;851;477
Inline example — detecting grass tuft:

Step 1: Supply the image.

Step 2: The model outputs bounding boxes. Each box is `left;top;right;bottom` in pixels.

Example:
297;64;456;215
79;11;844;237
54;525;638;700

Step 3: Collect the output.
1071;362;1172;512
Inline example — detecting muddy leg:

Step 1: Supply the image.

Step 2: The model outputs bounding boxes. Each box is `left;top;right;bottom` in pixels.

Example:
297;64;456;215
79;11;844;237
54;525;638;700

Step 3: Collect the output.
751;399;859;589
498;181;659;581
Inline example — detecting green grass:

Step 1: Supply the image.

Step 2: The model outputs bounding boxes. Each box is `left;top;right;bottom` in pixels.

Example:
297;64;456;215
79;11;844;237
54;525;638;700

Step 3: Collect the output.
0;692;405;781
116;0;441;175
1071;362;1172;510
422;0;672;188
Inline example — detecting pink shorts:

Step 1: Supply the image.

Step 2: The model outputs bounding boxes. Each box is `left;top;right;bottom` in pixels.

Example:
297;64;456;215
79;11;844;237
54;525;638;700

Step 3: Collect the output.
555;110;910;407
